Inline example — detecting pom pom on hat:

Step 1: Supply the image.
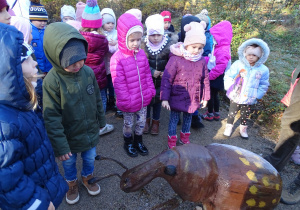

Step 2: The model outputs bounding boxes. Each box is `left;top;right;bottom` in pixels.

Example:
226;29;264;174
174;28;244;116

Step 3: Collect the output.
200;9;208;16
81;0;102;28
183;21;206;46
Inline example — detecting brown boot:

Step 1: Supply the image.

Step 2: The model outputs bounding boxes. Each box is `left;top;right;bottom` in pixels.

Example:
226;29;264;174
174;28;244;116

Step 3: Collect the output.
151;119;159;135
82;174;101;196
66;180;79;205
143;118;151;134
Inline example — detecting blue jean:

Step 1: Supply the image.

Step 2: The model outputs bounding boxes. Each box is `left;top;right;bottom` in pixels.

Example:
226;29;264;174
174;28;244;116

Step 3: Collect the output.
62;147;96;181
146;102;162;120
105;74;115;99
100;89;107;112
168;110;192;136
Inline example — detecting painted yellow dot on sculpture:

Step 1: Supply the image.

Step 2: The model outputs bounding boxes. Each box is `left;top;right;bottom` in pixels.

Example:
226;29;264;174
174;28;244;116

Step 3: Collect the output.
272;199;277;204
239;157;250;166
276;184;280;190
254;161;263;168
235;150;243;155
259;201;266;207
249;185;258;194
262;176;270;187
246;199;256;207
246;170;258;182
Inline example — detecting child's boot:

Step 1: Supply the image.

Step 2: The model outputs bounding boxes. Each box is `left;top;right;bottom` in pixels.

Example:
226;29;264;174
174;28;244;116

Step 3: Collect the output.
99;123;114;135
213;112;220;121
179;131;191;144
108;97;117;111
191;115;204;128
124;136;138;157
223;124;233;137
201;111;214;121
143;118;151;134
168;135;177;149
134;134;148;156
82;174;101;195
66;179;79;205
240;125;248;139
150;119;159;135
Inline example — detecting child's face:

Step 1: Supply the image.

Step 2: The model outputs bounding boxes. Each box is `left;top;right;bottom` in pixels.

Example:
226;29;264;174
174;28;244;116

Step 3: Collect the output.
246;54;259;66
148;34;163;45
31;20;47;29
0;7;11;25
64;59;85;73
164;21;170;30
103;22;115;32
185;43;204;55
127;32;142;51
62;16;75;23
22;56;38;82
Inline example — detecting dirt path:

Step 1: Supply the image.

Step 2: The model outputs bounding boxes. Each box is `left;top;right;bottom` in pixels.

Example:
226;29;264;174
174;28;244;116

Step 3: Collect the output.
57;107;300;210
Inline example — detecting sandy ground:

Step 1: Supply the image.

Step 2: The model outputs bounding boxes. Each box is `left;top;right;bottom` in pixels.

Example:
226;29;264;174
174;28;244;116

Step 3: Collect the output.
56;107;300;210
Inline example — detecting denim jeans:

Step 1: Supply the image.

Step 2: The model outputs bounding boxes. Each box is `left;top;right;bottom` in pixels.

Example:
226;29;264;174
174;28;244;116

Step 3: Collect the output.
146;102;162;120
105;74;115;99
62;147;96;181
168;110;192;136
100;89;107;112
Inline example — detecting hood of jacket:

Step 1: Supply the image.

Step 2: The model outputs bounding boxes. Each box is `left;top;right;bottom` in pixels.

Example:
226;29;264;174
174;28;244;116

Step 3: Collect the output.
101;8;118;41
180;16;200;42
238;38;270;68
210;21;232;47
117;13;143;56
43;22;88;75
101;8;116;27
0;23;31;110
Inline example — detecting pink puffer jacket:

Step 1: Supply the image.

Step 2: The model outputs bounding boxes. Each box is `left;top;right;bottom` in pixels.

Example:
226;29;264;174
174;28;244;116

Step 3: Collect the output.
80;31;108;89
110;13;155;112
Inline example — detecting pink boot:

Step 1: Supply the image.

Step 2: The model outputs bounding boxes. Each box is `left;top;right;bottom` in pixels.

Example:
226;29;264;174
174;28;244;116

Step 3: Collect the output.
168;135;177;149
179;132;191;144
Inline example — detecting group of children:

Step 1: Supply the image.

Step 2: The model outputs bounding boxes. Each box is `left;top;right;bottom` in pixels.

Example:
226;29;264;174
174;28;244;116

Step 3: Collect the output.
0;0;272;208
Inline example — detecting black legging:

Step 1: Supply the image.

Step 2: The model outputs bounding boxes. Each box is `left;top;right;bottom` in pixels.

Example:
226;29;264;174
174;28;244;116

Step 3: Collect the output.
207;87;220;113
227;101;251;125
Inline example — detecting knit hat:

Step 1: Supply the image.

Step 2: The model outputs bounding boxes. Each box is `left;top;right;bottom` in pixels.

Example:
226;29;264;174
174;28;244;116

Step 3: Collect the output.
0;0;8;11
195;14;209;29
145;14;164;36
81;0;102;29
76;1;86;22
125;9;142;22
21;42;34;63
180;16;200;42
60;39;87;69
66;20;82;31
102;13;114;25
184;21;206;46
29;2;48;21
160;11;171;22
61;5;76;21
244;46;262;58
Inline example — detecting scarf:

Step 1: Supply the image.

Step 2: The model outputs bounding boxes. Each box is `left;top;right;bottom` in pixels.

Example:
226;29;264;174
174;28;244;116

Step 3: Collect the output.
180;43;202;62
145;35;168;55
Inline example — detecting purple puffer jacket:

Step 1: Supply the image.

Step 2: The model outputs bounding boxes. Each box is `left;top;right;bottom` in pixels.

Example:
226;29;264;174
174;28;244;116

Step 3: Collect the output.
110;13;155;113
80;31;108;89
160;44;210;113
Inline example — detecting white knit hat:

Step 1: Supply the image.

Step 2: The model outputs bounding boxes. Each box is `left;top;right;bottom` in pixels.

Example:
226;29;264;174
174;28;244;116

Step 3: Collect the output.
61;5;76;21
145;14;164;36
184;21;206;46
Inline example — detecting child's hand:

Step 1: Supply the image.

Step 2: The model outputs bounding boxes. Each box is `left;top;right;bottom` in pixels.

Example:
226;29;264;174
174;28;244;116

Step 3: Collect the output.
160;71;164;78
109;40;117;46
200;100;208;108
162;100;170;110
48;202;55;210
153;70;160;78
58;152;72;161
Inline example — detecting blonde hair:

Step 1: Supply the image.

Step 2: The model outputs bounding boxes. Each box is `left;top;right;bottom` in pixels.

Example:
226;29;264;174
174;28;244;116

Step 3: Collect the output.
79;27;104;35
23;77;38;110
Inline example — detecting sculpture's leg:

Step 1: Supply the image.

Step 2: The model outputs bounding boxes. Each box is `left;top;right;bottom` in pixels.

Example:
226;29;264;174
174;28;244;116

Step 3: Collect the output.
151;196;182;210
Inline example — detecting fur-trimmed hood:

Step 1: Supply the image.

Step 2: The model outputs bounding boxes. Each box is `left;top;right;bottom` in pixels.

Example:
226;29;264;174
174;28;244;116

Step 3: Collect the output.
238;38;270;68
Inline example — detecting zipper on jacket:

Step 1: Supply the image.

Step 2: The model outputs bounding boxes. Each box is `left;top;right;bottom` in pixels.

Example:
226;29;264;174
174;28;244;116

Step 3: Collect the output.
75;73;92;145
134;54;144;109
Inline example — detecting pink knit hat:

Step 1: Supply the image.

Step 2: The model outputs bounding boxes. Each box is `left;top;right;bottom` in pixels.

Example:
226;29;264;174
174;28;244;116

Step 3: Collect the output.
160;11;171;22
183;21;206;46
125;9;142;22
0;0;8;11
76;1;86;22
81;0;102;28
